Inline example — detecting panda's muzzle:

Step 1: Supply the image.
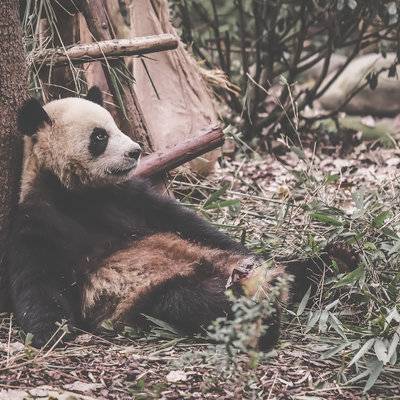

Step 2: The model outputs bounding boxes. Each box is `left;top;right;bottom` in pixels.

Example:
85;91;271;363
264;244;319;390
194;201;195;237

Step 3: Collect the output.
106;164;137;176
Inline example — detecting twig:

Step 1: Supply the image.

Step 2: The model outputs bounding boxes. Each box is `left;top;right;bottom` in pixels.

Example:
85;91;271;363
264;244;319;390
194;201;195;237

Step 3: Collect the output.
209;0;227;74
236;0;248;78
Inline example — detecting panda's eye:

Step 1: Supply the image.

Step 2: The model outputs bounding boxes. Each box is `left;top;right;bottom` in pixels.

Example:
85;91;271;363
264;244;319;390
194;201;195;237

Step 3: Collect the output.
95;131;108;141
89;128;109;157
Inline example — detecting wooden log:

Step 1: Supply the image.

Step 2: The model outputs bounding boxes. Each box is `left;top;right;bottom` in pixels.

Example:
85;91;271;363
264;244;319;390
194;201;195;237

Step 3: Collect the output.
32;35;179;67
134;126;224;178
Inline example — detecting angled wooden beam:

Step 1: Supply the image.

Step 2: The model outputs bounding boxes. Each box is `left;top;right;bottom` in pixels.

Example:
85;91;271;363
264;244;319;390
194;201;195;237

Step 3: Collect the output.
134;126;224;178
32;34;179;66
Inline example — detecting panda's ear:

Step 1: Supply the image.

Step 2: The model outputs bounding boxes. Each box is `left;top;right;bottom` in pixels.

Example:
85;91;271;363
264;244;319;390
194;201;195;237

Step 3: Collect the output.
17;98;52;136
87;86;103;106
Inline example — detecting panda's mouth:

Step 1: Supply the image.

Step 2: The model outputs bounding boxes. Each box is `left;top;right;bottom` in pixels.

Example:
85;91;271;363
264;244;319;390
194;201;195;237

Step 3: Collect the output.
106;165;136;176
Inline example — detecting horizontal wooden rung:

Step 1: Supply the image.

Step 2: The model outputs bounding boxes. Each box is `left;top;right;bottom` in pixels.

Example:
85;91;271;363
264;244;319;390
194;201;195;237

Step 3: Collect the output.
31;33;179;66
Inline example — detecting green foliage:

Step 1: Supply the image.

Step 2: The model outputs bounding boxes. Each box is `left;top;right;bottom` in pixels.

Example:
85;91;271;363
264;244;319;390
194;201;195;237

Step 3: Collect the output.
297;175;400;392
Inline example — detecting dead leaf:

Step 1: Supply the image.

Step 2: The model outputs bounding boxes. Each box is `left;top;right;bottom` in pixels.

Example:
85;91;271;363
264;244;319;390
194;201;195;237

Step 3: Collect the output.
166;370;187;383
63;382;103;393
0;342;24;355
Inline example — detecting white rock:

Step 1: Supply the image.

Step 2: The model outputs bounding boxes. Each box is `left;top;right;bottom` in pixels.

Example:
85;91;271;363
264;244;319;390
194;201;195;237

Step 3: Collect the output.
166;370;187;383
319;53;400;116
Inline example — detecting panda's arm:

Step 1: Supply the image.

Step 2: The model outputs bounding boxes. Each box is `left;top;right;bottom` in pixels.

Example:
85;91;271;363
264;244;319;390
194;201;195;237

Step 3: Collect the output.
127;181;250;254
7;206;81;348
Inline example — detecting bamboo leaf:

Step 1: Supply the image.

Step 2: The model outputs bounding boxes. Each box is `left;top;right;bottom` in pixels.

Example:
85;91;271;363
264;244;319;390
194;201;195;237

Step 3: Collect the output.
349;338;374;366
373;339;387;363
204;183;230;207
321;341;350;360
305;311;321;333
333;266;364;288
143;314;181;335
329;313;347;339
204;199;240;210
296;286;311;316
373;211;391;228
363;361;384;393
310;212;343;226
319;310;329;333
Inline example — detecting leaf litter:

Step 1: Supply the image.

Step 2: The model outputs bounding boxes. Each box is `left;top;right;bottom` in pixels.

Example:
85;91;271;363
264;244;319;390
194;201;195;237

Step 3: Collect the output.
1;138;400;399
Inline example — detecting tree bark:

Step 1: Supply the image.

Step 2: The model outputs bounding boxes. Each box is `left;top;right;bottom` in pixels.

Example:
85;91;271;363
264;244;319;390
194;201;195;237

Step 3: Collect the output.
0;1;27;311
131;0;221;176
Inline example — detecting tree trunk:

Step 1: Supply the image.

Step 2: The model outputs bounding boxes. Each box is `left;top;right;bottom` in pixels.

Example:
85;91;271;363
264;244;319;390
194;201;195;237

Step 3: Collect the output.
81;0;154;153
0;1;27;311
131;0;221;176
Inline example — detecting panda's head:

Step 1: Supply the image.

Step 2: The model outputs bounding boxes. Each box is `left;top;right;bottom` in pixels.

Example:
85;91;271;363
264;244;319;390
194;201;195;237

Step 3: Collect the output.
17;87;142;194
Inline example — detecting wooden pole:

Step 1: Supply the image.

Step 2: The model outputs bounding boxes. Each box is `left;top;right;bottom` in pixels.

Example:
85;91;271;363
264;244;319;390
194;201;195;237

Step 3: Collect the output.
134;126;224;178
32;35;179;66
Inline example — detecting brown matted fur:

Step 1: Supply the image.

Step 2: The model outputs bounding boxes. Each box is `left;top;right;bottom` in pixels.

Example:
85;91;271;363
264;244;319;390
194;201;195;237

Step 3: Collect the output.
82;233;251;326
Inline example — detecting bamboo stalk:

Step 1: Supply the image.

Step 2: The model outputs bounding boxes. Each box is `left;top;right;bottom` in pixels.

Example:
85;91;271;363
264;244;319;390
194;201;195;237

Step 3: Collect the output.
32;34;179;66
134;126;224;178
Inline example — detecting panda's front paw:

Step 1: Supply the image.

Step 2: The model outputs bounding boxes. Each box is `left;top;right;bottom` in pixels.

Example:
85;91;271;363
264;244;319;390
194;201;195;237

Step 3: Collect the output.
326;241;360;273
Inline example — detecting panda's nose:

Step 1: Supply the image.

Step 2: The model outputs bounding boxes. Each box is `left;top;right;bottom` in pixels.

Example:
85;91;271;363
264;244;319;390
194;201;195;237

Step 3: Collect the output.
126;148;141;161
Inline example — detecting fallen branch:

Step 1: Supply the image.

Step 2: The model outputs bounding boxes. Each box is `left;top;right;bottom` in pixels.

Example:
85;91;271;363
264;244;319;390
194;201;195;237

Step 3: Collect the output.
134;126;225;178
32;34;179;66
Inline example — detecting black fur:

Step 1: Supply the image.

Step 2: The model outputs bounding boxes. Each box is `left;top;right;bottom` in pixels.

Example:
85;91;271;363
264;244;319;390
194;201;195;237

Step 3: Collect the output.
17;98;52;136
129;260;231;334
86;86;103;106
8;171;249;346
89;128;109;158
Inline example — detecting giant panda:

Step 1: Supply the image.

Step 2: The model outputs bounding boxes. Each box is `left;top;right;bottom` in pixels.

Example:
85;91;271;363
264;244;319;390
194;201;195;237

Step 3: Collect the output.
7;87;341;349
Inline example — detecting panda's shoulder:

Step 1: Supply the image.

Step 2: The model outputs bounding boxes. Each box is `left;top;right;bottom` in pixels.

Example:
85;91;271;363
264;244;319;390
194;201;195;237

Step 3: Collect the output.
116;178;158;200
121;177;152;192
13;187;75;239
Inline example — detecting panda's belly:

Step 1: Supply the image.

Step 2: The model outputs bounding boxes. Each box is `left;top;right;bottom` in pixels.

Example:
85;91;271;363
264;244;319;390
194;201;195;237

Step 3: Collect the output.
81;233;250;327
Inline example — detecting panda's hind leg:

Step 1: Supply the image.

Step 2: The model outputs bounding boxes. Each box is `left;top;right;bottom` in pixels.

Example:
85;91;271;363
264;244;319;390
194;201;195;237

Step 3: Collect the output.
127;259;232;334
129;258;287;351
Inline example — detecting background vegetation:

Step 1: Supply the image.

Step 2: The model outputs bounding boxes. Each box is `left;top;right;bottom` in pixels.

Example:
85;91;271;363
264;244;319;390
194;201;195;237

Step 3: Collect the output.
172;0;400;146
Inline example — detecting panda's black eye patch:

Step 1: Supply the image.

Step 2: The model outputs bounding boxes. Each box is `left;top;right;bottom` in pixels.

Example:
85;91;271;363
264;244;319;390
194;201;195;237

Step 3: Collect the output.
89;128;109;158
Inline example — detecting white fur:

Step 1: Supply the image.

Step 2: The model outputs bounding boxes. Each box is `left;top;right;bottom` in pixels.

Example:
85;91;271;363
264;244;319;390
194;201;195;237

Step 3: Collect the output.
20;97;141;201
